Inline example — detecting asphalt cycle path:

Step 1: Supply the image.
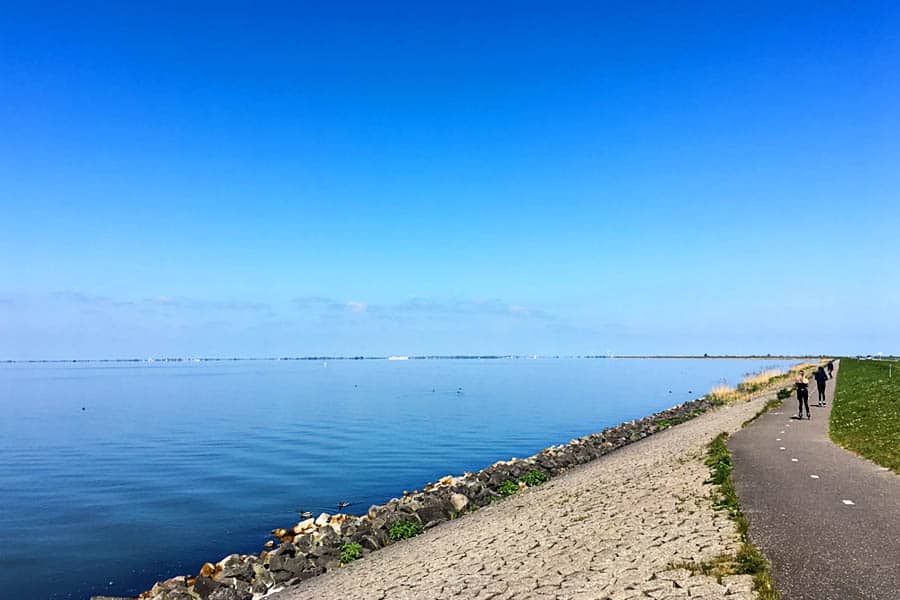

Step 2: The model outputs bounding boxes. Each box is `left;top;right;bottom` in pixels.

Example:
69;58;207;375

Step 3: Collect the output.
730;361;900;600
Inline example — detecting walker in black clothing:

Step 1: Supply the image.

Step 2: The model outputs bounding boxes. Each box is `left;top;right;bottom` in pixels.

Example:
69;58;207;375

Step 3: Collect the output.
814;367;828;406
796;377;810;419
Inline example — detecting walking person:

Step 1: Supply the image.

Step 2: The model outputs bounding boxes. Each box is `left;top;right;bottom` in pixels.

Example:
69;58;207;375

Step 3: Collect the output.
814;366;828;406
827;360;834;379
796;372;810;419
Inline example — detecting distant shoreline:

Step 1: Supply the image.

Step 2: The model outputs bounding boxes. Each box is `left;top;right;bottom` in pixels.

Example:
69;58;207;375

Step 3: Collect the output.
1;354;830;364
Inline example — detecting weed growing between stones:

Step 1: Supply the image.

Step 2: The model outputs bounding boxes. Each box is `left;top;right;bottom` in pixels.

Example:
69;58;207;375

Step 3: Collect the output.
339;542;362;565
493;470;549;500
701;432;778;600
655;409;706;432
388;520;424;541
450;505;479;520
497;479;520;496
668;555;735;580
518;469;549;487
735;544;768;575
705;434;745;525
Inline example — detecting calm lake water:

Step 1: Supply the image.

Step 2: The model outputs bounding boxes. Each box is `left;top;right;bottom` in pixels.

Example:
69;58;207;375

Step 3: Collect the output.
0;358;796;599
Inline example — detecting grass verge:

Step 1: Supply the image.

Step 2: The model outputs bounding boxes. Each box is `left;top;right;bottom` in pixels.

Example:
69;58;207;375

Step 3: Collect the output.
742;395;786;427
831;358;900;473
695;433;778;600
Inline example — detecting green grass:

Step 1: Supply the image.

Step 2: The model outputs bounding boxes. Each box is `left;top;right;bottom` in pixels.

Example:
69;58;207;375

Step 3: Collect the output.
492;471;548;500
656;409;707;432
518;469;549;487
388;520;424;541
497;479;520;496
702;432;778;600
705;434;744;525
742;397;784;427
831;358;900;473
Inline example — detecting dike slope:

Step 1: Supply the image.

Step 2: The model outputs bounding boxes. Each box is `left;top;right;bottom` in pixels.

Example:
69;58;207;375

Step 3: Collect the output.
269;393;777;600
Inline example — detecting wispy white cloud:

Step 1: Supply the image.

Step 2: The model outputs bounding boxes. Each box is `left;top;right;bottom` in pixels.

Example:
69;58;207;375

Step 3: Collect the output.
292;296;346;311
46;291;270;313
51;291;135;308
346;300;367;313
292;295;553;321
36;290;555;327
144;296;270;312
509;304;530;316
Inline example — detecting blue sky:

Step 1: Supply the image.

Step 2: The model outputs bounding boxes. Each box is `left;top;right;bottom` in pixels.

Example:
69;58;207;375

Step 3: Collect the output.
1;1;898;359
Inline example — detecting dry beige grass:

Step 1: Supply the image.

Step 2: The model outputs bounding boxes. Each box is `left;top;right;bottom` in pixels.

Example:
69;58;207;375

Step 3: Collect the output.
739;369;784;390
713;361;822;405
736;362;821;394
789;362;818;375
708;384;739;404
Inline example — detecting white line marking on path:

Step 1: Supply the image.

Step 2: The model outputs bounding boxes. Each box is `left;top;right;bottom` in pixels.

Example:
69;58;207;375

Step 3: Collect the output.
810;475;819;479
776;438;782;441
779;447;786;451
842;500;855;506
791;458;799;462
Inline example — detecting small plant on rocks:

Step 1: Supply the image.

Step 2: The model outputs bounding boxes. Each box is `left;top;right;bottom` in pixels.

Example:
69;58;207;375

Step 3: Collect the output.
340;542;363;565
388;520;423;541
518;469;549;487
497;479;520;496
657;409;709;432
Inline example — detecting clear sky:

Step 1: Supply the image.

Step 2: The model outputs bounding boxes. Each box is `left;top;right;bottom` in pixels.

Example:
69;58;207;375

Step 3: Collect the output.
1;1;898;359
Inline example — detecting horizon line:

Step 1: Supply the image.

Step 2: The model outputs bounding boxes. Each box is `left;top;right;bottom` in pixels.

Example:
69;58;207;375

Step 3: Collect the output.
0;354;843;364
